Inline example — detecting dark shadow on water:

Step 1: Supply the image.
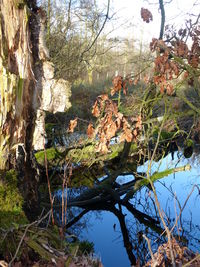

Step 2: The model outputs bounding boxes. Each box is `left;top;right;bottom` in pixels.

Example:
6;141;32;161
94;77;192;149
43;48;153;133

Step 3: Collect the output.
53;151;200;266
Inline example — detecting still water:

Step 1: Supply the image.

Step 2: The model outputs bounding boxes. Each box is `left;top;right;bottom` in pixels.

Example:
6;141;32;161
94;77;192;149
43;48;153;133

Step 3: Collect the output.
78;152;200;267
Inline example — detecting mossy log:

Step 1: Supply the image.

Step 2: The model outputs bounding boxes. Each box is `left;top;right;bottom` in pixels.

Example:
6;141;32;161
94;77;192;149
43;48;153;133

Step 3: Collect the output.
35;141;138;190
65;164;191;208
35;142;138;166
123;164;191;202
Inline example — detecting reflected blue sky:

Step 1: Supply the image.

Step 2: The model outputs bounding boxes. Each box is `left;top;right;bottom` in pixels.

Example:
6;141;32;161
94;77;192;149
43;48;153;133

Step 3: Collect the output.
81;210;130;267
77;152;200;266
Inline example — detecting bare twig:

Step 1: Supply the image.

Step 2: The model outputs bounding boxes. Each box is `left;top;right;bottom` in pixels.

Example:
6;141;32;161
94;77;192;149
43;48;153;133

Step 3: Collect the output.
170;185;198;234
183;253;200;266
80;0;110;59
66;0;72;31
9;210;51;267
146;111;176;266
143;234;158;266
43;136;55;225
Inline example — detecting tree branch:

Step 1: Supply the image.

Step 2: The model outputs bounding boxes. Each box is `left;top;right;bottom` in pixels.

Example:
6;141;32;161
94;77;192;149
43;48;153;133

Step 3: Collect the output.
159;0;165;39
80;0;110;59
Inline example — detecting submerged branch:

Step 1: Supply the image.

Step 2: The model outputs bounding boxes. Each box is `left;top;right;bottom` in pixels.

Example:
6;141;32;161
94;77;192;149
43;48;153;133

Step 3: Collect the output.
65;209;89;228
123;164;191;202
50;164;191;211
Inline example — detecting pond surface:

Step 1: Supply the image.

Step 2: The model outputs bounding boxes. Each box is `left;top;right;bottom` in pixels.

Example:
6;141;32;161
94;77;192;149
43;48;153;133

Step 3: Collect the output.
76;151;200;267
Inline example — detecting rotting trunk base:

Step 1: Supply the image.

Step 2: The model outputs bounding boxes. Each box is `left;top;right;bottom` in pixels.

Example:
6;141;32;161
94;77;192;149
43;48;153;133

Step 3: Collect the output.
0;0;42;219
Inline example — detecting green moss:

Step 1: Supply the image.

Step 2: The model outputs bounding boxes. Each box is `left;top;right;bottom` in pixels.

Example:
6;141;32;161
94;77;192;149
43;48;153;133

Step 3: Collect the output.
0;210;27;228
0;170;27;227
35;142;138;168
134;164;191;191
0;170;27;256
184;139;194;148
0;170;23;213
24;4;30;24
25;238;53;261
70;175;94;187
35;148;61;165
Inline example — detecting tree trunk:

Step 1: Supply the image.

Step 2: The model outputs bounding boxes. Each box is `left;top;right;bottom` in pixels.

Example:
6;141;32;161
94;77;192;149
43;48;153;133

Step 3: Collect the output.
0;0;41;219
0;0;71;220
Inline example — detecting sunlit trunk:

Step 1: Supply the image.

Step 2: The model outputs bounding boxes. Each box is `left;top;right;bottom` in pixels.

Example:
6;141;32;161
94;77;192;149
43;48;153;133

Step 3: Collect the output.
0;0;71;220
0;0;43;218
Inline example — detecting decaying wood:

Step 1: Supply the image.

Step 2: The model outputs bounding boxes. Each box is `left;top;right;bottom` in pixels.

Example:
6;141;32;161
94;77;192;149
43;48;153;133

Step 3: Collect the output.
0;0;71;219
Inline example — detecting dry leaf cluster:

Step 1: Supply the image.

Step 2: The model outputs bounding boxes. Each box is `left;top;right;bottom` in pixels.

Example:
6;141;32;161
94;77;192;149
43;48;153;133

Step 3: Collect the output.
150;24;200;92
141;8;153;23
145;239;200;267
91;95;142;153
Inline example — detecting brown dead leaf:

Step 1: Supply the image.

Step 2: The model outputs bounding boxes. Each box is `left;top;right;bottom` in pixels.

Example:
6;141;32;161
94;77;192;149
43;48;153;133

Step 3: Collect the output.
119;128;133;143
98;94;109;101
143;75;149;84
166;83;174;96
105;120;117;140
104;112;113;125
124;128;133;142
68;118;78;133
174;40;188;57
135;115;142;130
122;80;128;95
188;54;199;68
133;129;138;137
141;8;153;23
87;123;94;139
115;117;122;130
111;75;123;95
133;77;139;85
96;142;109;154
105;102;118;116
92;100;100;117
160;84;165;94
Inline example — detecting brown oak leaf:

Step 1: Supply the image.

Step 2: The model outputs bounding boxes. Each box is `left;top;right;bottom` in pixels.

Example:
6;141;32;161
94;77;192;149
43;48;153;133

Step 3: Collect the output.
68;118;77;133
135;115;142;130
96;141;109;154
166;83;174;96
105;120;117;140
119;128;133;143
92;100;100;117
141;8;153;23
87;123;95;138
111;75;123;95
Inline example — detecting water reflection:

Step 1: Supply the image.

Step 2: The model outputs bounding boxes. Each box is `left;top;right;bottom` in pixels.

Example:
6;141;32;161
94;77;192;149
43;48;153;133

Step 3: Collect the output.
55;151;200;266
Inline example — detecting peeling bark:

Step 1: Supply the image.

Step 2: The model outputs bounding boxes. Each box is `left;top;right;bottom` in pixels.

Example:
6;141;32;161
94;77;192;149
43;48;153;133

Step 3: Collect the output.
0;0;71;220
0;1;41;219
